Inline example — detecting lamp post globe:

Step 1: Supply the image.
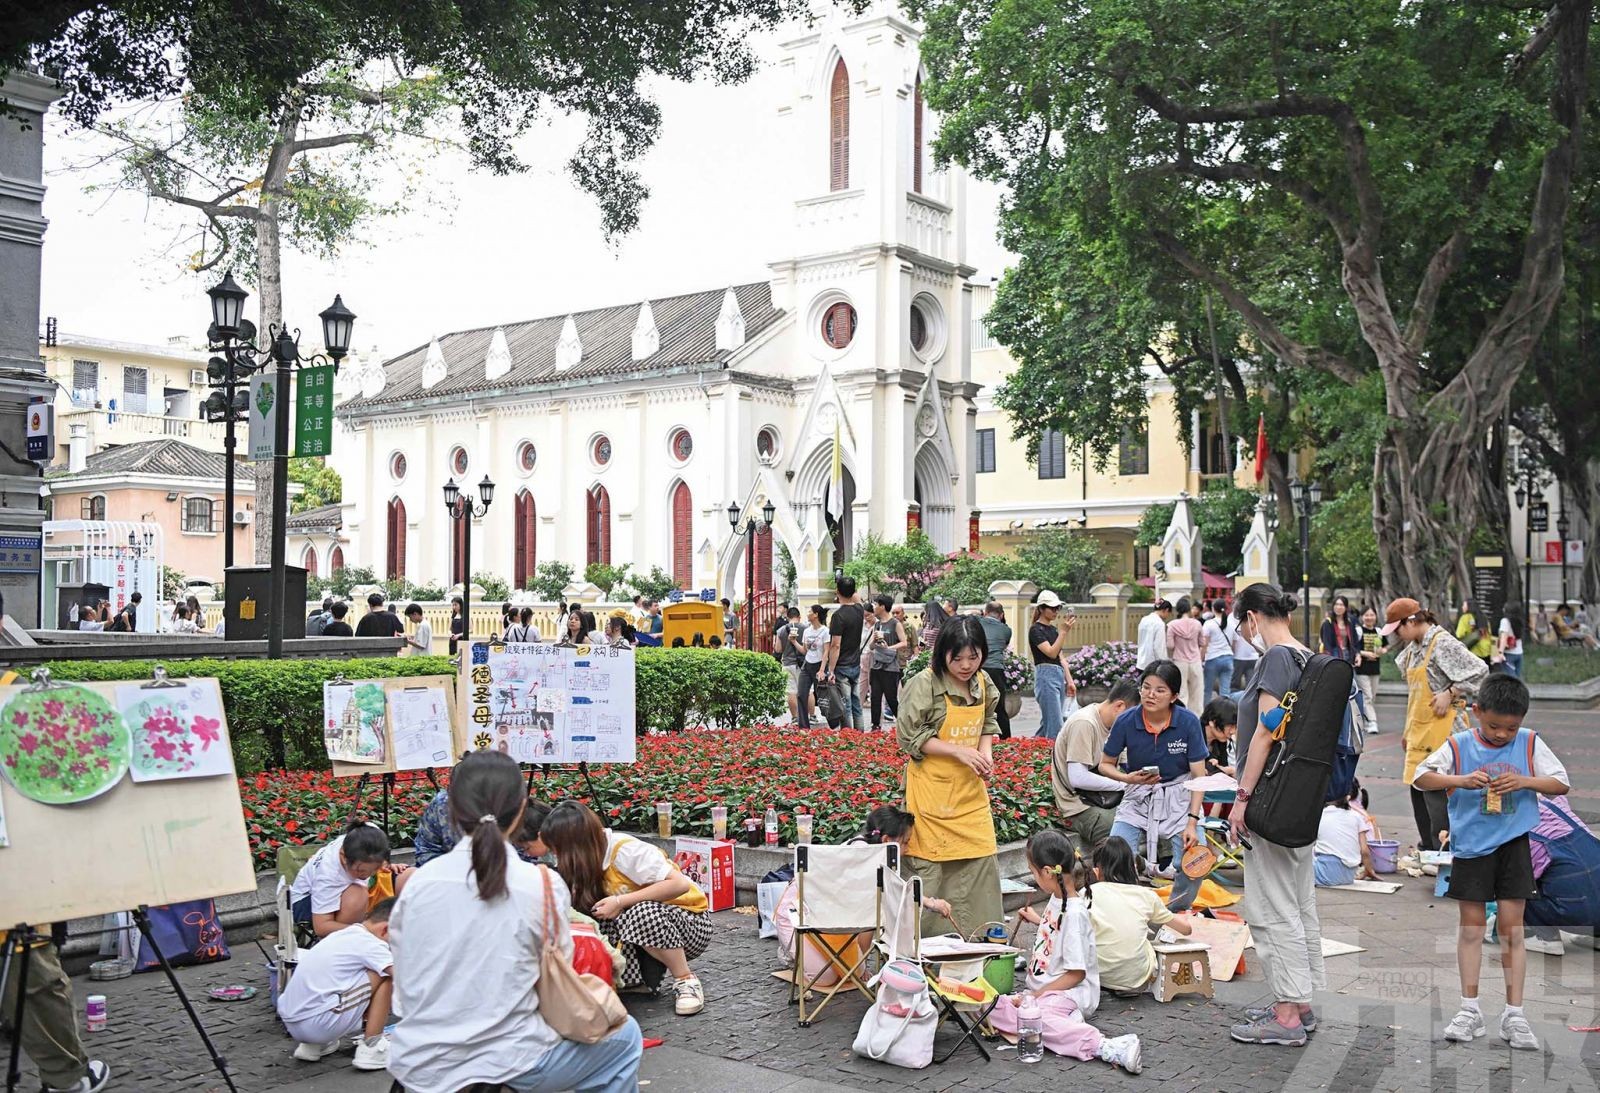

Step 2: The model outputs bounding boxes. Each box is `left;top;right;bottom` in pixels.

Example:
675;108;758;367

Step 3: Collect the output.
443;477;460;512
319;295;356;362
207;271;248;336
478;475;496;508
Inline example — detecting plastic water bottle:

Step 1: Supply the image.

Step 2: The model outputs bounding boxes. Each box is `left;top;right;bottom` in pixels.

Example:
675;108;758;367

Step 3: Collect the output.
765;806;780;846
1017;993;1043;1063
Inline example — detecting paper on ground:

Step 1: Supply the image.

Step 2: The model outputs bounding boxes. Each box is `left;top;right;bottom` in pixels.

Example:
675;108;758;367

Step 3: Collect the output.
1328;879;1404;894
1321;938;1365;957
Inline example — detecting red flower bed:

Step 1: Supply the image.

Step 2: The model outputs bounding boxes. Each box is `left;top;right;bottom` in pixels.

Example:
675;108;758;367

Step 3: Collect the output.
239;729;1057;869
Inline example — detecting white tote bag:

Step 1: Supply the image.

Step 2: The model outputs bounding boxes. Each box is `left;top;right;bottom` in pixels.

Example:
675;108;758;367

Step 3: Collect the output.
851;970;936;1069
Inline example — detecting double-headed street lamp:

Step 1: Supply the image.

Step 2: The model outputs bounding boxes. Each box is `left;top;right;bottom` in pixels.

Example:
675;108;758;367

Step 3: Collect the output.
1513;450;1547;626
444;475;495;646
206;271;354;658
1289;477;1321;641
726;497;776;649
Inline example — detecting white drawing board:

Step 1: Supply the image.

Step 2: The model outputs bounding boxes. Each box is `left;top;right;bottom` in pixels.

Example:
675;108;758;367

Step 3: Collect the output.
460;642;636;764
0;677;256;925
331;676;464;777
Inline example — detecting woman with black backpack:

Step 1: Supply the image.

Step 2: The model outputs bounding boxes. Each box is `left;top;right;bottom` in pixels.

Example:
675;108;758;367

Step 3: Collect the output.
1228;583;1321;1048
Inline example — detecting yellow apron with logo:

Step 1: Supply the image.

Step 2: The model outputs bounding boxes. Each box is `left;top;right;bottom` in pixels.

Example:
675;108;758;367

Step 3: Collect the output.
904;672;997;862
604;835;709;914
1402;633;1461;784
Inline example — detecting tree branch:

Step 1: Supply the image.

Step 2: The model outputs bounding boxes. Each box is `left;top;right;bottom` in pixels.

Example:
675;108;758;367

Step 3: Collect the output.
285;131;377;156
1130;86;1346;125
1403;230;1469;352
134;160;260;220
1153;230;1366;386
1152;157;1354;245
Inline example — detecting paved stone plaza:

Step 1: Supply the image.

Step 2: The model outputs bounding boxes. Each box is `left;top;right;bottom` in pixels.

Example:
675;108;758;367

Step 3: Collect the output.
8;697;1599;1092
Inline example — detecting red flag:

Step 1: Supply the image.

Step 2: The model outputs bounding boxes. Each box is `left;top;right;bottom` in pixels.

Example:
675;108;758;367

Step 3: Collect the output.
1253;413;1268;483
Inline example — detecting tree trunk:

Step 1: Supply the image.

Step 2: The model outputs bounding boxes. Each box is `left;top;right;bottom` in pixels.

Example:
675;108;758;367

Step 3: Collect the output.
251;105;298;563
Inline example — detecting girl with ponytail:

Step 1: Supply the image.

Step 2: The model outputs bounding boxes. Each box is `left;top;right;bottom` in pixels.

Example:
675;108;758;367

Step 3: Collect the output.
388;751;643;1091
985;829;1143;1073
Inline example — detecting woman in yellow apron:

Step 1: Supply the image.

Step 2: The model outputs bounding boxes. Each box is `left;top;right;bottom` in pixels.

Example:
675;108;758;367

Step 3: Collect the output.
896;614;1004;936
1382;598;1488;852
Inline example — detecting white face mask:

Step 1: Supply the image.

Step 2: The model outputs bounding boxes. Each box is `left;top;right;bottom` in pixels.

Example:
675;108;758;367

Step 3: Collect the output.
1245;615;1268;655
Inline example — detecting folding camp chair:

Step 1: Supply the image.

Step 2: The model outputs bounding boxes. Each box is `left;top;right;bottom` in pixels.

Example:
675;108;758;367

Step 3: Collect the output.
273;844;321;991
876;866;1004;1064
790;842;897;1026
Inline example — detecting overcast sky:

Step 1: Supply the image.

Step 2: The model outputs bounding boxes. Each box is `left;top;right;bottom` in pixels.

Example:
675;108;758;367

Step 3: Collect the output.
38;30;1013;365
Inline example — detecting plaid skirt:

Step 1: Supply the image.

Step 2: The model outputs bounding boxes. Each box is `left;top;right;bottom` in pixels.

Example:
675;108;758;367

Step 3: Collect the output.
596;900;712;991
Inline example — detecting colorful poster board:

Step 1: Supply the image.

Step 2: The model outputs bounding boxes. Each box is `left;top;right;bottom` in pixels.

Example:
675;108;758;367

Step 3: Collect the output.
0;677;255;925
461;642;636;764
329;676;465;777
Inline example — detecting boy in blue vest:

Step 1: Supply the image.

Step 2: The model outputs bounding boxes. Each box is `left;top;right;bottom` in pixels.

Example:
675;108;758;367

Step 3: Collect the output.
1412;673;1570;1051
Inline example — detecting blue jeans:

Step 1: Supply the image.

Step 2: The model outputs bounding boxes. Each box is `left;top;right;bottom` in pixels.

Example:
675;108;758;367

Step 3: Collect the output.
1503;652;1523;678
1314;854;1356;888
836;662;864;730
507;1017;643;1092
1035;663;1065;741
1203;656;1234;705
1109;820;1202;911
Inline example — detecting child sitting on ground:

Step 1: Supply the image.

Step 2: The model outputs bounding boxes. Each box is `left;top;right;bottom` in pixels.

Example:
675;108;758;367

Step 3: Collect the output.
1413;673;1570;1051
288;821;411;937
987;831;1143;1074
277;897;396;1070
1314;795;1381;887
1087;836;1194;994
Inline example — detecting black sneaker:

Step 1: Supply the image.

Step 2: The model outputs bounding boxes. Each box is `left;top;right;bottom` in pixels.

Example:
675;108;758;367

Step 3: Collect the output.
44;1059;110;1093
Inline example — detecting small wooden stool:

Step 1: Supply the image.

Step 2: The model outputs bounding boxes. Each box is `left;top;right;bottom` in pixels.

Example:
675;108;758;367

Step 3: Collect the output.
1152;942;1214;1002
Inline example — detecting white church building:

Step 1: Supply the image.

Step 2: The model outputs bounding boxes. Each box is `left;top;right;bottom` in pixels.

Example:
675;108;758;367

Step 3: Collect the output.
335;4;979;601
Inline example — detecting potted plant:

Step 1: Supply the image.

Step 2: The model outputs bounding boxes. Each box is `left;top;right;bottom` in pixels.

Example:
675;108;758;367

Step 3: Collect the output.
1066;641;1139;703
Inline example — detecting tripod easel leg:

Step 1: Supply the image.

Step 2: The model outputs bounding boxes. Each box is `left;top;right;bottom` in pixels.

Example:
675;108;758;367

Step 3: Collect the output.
3;928;33;1093
132;907;238;1093
578;762;607;813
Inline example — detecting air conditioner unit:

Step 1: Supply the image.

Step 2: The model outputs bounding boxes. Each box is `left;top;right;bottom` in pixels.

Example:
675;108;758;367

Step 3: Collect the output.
233;510;250;525
190;369;207;386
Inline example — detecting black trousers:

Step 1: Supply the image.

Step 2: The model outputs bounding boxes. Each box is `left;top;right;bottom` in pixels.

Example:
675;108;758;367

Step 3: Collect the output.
984;667;1011;739
1410;786;1450;852
797;661;821;729
870;667;901;729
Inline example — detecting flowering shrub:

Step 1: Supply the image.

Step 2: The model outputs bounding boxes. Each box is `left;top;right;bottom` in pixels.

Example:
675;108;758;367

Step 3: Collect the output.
1066;641;1139;687
239;729;1058;868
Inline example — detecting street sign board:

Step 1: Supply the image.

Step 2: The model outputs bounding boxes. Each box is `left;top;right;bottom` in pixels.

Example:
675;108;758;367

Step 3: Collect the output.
0;534;42;573
1529;501;1549;533
25;401;51;462
295;366;334;457
1471;555;1506;631
247;374;278;461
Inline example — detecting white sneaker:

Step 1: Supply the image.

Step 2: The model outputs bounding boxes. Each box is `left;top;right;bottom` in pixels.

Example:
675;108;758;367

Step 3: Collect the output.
674;975;705;1015
1500;1012;1540;1051
1525;933;1566;956
1098;1034;1142;1074
44;1061;111;1093
292;1039;342;1062
1485;912;1498;945
352;1036;390;1071
1443;1008;1486;1042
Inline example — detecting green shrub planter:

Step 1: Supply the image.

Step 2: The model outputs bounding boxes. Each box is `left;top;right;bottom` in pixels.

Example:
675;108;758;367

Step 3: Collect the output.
42;656;455;772
633;648;786;732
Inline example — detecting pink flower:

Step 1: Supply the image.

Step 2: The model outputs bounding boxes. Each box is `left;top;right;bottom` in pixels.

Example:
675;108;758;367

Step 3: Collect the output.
92;733;112;748
43;700;63;718
16;731;38;755
38;761;58;779
11;711;26;726
150;737;177;762
69;761;87;776
45;722;67;742
192;716;221;748
75;739;92;757
95;756;109;770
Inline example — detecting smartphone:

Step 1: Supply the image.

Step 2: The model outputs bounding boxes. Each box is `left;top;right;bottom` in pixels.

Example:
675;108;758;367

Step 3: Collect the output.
1140;765;1161;777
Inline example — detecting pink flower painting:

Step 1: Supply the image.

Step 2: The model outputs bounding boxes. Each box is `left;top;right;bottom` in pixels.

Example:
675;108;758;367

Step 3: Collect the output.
0;685;129;804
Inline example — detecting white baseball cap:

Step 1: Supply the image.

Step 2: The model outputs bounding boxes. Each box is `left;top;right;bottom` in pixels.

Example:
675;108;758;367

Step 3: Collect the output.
1035;590;1064;608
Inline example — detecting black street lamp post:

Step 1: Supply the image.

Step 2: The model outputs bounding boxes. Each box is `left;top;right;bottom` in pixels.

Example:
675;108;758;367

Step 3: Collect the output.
1513;449;1546;627
444;475;495;645
1289;477;1321;641
206;271;353;658
726;498;776;649
1557;500;1572;607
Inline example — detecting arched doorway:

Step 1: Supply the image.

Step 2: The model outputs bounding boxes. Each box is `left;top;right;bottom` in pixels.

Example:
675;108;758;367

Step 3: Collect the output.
330;545;345;572
586;485;611;566
913;443;956;552
302;545;319;577
669;481;692;589
514;489;536;590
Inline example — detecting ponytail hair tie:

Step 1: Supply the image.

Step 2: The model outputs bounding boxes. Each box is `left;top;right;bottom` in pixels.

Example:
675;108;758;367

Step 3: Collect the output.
869;828;881;837
479;813;497;824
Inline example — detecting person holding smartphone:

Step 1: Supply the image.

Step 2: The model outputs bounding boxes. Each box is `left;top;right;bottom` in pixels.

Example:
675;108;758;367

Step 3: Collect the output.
1097;660;1208;911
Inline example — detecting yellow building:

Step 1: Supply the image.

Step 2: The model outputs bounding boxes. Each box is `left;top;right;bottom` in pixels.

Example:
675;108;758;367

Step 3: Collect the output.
969;283;1255;581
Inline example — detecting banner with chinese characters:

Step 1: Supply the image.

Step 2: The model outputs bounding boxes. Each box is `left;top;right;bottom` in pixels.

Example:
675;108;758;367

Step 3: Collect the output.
461;642;636;765
294;365;334;457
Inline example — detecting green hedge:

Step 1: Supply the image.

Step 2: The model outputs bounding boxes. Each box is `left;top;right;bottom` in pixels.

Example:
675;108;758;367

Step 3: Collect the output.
43;657;454;772
634;648;786;732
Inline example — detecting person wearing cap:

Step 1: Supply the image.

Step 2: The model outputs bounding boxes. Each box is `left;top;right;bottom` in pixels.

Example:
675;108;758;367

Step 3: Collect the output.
1384;597;1489;853
1029;590;1077;741
1136;599;1172;671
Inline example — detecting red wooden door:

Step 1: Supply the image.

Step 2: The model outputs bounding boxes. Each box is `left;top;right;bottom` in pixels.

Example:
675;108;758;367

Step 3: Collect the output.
587;486;611;566
670;481;692;588
514;490;536;589
386;498;407;579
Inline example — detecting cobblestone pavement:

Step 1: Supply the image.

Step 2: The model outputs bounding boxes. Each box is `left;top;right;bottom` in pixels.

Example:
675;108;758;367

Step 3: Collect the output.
7;697;1599;1091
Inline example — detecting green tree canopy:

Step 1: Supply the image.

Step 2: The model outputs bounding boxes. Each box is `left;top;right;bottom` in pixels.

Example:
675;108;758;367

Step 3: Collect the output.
288;457;340;513
912;0;1594;609
843;530;949;602
1134;485;1259;577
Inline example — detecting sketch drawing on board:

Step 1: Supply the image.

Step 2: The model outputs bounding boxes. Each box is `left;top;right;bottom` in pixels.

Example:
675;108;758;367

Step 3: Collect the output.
389;688;453;771
323;682;386;765
116;682;233;782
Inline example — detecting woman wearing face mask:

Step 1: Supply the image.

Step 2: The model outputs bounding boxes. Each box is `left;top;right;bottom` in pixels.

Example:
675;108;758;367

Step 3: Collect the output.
896;615;1004;936
1228;583;1322;1048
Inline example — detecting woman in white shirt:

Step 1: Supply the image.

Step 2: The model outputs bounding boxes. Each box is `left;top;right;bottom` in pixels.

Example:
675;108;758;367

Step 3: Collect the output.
389;751;642;1093
795;604;831;729
1201;603;1234;704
